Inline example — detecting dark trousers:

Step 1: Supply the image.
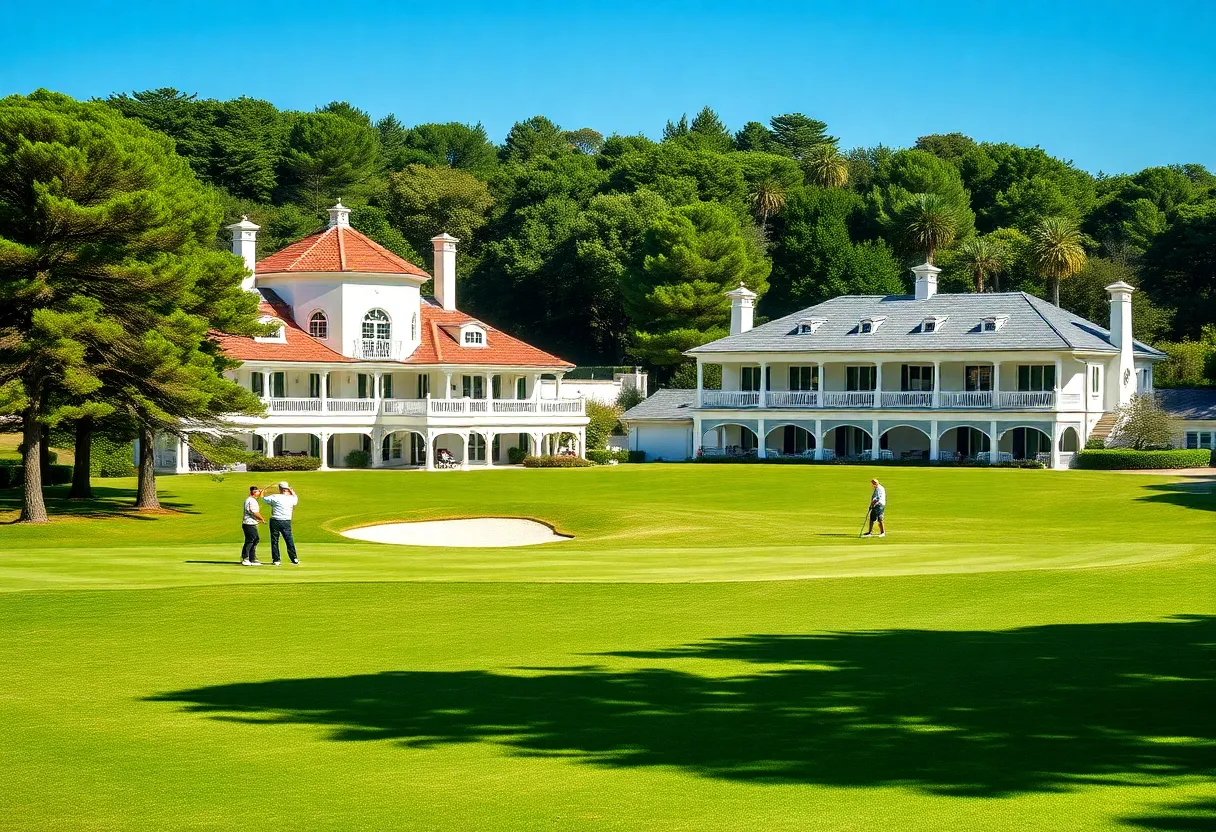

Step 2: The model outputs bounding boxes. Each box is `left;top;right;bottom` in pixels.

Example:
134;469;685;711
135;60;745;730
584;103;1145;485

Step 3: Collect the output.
241;524;260;561
269;519;297;563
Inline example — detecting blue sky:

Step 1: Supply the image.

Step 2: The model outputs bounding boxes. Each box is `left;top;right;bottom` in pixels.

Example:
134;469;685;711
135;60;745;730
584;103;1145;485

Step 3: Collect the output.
3;0;1213;174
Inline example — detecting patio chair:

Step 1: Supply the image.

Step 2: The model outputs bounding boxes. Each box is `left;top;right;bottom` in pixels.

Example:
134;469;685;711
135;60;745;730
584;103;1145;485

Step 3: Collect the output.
974;451;991;464
820;449;836;461
936;450;957;463
435;448;460;469
765;447;783;459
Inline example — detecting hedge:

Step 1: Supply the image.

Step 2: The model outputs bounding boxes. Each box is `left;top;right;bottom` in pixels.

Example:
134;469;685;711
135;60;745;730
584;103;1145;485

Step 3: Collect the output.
1075;449;1212;470
247;456;322;472
522;455;595;468
507;446;527;465
344;449;371;469
0;464;73;489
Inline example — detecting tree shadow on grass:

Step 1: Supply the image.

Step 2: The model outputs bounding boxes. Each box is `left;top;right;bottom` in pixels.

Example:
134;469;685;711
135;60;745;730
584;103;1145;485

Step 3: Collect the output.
1137;478;1216;514
150;616;1215;798
1121;798;1216;830
0;485;195;522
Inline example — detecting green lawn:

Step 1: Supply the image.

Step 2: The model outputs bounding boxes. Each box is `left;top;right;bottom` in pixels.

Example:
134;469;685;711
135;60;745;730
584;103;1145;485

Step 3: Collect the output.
1;465;1213;830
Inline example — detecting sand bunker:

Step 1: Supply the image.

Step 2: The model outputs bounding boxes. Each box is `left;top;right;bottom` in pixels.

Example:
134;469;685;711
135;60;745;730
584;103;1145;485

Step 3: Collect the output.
341;517;571;548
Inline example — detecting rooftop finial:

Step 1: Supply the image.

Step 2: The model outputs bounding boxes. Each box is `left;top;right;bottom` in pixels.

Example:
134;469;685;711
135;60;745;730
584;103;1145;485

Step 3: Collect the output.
327;200;351;229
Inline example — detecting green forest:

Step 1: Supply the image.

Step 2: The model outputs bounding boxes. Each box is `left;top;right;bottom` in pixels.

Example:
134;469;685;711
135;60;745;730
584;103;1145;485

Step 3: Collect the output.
101;89;1216;386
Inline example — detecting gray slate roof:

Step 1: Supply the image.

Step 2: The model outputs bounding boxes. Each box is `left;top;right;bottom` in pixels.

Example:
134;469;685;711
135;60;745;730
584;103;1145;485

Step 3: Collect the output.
1157;388;1216;420
621;388;697;422
688;292;1165;358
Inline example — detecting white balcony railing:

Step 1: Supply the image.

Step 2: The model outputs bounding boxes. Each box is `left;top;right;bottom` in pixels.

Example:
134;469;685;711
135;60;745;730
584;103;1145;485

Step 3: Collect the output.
939;391;993;408
998;391;1056;409
766;390;819;408
700;390;761;408
540;399;585;414
880;391;932;408
266;397;325;414
823;391;875;408
327;398;378;413
382;398;427;416
351;339;404;360
493;400;538;413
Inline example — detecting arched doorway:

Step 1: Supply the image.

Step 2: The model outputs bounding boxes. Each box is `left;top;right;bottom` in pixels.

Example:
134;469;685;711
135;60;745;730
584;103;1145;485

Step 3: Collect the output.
764;424;815;457
700;423;759;457
1000;427;1053;460
431;432;467;468
1059;426;1079;452
823;425;872;459
939;426;990;460
382;430;426;467
880;425;931;460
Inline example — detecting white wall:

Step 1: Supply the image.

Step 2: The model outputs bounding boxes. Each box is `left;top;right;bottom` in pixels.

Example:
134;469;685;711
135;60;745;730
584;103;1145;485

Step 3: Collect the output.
340;282;421;357
629;423;692;461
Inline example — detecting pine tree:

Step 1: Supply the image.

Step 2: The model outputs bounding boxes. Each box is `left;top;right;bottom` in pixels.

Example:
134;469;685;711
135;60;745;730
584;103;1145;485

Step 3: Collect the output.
768;113;836;161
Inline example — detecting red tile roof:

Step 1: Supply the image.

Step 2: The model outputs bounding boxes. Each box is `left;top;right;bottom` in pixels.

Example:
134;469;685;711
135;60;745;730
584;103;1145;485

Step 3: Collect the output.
402;302;573;368
255;225;430;278
213;290;352;363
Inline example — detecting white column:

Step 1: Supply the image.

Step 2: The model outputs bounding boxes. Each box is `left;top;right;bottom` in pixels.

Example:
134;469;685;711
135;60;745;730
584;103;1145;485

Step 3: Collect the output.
874;363;882;408
929;419;939;461
444;372;452;399
532;374;541;400
1050;422;1061;470
757;418;767;459
320;371;329;413
487;374;495;405
371;428;383;468
872;418;880;459
530;432;542;458
319;433;330;470
1054;358;1063;410
372;372;382;410
932;360;941;409
578;428;586;459
814;418;823;460
461;433;470;471
992;363;1001;409
990;420;999;459
263;370;272;400
486;432;497;466
693;416;702;457
265;432;277;458
759;362;769;408
555;373;564;399
425;430;435;471
697;361;704;408
176;434;190;474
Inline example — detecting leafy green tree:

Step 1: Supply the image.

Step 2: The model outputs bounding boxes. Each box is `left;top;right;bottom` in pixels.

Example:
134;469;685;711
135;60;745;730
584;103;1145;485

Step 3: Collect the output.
350;204;423;265
623;201;770;366
1110;393;1174;450
585;400;623;449
501;116;568;163
687;106;734;153
764;188;904;316
952;235;1007;292
961;143;1096;232
0;90;263;520
277;111;381;212
662;114;689;141
1058;257;1172;343
402;122;498;173
1029;216;1087;306
750;178;787;239
317;101;373;127
914;133;979;165
607;141;749;215
1141;201;1216;338
386;164;493;265
733;121;773;152
207;97;287;201
768;113;835;160
1153;326;1216;387
865;149;976;249
804;144;849;188
898;193;960;264
563;128;604;155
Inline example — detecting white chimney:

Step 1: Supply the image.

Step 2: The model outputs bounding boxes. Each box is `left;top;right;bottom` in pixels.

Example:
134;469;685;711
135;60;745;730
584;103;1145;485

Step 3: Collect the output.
225;215;260;292
431;232;459;311
911;262;940;300
327;200;352;229
1107;281;1136;404
725;283;757;335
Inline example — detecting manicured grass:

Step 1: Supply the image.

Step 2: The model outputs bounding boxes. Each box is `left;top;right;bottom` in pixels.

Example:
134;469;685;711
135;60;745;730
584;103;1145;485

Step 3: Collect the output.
0;465;1213;830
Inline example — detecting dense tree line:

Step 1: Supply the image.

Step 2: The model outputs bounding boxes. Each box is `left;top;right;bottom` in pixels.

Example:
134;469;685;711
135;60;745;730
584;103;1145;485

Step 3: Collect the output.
98;91;1216;383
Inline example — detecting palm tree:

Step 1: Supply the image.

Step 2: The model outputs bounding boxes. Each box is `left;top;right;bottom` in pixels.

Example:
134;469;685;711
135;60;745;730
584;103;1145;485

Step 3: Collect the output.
1029;216;1086;306
750;178;787;239
803;144;849;188
900;193;958;264
954;236;1007;293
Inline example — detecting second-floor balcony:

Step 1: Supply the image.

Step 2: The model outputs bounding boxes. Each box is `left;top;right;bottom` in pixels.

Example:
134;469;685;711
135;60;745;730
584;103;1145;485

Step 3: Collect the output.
351;339;406;361
260;396;586;418
698;388;1066;411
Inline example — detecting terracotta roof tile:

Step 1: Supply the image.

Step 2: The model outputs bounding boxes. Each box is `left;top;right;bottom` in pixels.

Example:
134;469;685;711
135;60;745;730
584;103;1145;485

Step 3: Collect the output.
403;302;573;368
256;225;430;278
213;290;352;363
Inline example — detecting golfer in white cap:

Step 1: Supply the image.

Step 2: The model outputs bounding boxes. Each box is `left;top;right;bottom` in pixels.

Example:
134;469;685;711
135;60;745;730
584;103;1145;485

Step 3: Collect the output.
261;481;299;565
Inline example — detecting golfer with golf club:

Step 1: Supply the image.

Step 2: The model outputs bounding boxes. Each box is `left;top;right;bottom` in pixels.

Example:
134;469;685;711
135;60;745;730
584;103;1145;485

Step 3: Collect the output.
260;481;300;565
861;478;886;538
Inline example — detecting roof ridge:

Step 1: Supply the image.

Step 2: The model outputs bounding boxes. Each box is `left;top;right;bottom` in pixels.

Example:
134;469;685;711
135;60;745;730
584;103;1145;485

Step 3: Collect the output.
284;226;333;271
430;319;445;362
1020;292;1082;350
336;226;347;271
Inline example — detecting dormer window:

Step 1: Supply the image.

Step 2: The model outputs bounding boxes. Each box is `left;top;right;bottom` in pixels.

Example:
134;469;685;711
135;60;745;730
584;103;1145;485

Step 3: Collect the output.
858;316;886;334
464;330;483;345
981;315;1008;333
308;311;328;339
922;315;948;334
254;316;287;343
796;318;826;335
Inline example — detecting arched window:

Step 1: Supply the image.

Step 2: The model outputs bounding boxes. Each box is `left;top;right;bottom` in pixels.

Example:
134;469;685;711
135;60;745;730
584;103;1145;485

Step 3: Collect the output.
464;330;484;345
411;312;417;341
308;311;328;339
362;309;391;341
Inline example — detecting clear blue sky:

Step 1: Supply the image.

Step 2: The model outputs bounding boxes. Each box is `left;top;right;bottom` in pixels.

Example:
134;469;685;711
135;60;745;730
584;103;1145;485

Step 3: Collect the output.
3;0;1213;174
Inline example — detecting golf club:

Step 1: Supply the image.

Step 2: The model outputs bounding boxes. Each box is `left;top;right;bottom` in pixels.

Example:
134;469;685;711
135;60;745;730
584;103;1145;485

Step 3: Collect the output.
858;501;872;538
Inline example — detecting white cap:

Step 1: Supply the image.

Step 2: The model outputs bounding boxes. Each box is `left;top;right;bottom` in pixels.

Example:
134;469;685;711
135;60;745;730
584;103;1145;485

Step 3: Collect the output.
278;481;290;489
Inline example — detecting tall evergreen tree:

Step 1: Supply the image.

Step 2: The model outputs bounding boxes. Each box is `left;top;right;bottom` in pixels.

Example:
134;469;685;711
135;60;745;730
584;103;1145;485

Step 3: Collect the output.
768;113;835;160
277;111;381;211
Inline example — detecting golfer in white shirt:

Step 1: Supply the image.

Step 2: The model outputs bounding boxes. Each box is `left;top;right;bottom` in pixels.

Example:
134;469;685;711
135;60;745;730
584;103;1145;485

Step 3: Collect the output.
862;478;887;538
241;486;265;565
261;482;300;565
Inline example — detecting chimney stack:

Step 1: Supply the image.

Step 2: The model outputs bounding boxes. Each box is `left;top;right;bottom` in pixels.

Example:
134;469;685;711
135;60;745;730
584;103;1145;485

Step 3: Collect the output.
431;232;459;311
226;215;260;292
911;262;940;300
1106;281;1136;404
725;283;757;335
327;200;352;229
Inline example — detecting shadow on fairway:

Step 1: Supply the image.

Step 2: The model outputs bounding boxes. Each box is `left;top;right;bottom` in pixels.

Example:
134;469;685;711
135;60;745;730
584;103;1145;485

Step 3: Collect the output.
1138;479;1216;514
0;485;195;522
150;616;1216;798
1121;798;1216;830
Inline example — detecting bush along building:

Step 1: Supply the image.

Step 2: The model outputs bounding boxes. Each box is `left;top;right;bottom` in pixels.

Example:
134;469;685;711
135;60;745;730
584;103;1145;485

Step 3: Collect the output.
622;264;1165;469
145;203;589;472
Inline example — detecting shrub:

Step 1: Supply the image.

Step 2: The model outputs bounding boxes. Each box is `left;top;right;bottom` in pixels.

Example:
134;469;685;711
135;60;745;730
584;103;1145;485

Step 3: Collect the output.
0;465;19;489
585;400;623;450
522;455;595;468
1154;326;1216;387
247;456;322;472
1084;438;1106;450
344;449;371;469
507;446;527;465
1109;393;1174;450
1075;449;1211;470
991;459;1045;469
586;448;621;465
626;450;646;463
615;386;645;411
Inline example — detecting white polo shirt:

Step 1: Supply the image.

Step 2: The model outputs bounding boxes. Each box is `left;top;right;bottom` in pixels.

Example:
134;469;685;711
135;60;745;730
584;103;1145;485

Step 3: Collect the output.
242;496;260;525
872;484;887;507
262;492;298;521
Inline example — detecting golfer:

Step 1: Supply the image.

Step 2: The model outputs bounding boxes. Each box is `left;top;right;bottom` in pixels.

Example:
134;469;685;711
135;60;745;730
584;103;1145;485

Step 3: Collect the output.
241;485;265;566
862;478;886;538
261;481;300;565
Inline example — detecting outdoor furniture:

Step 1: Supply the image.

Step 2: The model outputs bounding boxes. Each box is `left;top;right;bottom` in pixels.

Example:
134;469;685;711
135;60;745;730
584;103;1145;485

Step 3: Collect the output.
996;451;1014;463
436;448;460;469
901;450;925;461
874;449;894;461
765;447;782;459
936;450;957;463
700;447;726;458
820;449;836;461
